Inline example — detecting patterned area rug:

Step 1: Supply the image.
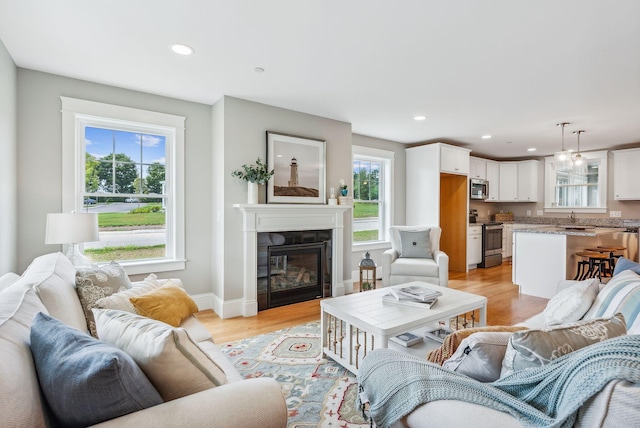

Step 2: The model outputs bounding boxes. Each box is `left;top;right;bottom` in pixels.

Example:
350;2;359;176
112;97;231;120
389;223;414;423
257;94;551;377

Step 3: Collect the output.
220;321;370;428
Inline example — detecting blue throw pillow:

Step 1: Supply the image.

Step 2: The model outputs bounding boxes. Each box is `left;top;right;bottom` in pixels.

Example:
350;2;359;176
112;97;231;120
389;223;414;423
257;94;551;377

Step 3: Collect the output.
30;312;163;428
613;257;640;277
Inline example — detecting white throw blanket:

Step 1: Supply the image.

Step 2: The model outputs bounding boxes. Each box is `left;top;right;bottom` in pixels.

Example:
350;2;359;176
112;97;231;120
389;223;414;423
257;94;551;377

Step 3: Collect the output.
358;335;640;428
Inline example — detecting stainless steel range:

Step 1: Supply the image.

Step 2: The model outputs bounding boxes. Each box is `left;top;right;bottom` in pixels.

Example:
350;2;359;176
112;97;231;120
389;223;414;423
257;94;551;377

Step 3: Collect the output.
478;222;503;268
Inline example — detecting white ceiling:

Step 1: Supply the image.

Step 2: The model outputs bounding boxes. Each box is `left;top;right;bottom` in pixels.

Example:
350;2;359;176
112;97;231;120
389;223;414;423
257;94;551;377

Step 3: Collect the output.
1;0;639;159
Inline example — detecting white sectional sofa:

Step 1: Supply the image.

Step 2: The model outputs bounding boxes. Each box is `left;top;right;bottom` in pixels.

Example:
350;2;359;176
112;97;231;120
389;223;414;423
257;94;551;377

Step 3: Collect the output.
360;264;640;428
0;252;287;427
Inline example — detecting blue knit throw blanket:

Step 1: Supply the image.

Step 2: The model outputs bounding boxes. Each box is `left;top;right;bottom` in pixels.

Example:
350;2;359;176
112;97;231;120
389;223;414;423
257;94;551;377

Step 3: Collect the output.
358;335;640;428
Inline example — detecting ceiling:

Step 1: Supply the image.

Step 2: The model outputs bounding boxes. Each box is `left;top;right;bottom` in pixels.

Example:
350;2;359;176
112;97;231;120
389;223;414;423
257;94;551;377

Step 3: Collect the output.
1;0;639;159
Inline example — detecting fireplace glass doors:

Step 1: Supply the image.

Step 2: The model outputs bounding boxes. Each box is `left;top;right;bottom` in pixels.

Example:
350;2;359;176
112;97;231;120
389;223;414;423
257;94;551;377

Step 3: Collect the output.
257;230;331;310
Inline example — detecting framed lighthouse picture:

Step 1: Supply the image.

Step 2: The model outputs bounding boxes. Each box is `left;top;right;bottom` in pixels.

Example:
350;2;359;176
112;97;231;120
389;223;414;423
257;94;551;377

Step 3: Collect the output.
266;131;326;204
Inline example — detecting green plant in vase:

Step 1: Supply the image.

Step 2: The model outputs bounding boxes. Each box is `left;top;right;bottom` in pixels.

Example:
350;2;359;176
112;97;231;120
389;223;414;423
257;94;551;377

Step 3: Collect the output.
231;157;274;184
231;158;274;204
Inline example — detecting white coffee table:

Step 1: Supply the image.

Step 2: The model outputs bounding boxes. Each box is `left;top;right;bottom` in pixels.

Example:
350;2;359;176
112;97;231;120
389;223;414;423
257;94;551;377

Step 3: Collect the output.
320;281;487;374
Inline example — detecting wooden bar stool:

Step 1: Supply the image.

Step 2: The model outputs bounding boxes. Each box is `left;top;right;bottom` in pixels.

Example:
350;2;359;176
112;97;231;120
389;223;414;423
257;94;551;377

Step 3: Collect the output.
586;246;626;276
574;251;611;280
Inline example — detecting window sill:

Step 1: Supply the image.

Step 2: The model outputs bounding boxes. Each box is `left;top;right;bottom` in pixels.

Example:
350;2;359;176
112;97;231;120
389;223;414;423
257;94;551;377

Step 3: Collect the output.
108;259;186;275
352;241;392;252
544;207;607;214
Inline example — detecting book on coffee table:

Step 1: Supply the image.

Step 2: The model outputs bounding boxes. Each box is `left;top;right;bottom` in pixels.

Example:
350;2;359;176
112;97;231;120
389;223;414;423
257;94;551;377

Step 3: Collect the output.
382;294;438;309
389;332;423;347
391;285;442;302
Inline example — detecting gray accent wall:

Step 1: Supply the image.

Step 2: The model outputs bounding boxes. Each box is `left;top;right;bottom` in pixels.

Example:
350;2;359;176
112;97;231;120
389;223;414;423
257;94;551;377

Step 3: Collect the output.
0;39;17;275
212;96;353;314
16;69;213;294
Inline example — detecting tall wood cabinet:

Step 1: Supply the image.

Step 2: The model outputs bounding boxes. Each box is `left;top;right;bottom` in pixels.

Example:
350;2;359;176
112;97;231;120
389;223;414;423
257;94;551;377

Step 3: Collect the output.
406;143;471;272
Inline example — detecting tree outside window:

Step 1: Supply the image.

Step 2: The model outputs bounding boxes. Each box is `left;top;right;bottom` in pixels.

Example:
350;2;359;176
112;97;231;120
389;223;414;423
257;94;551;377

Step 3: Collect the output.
353;159;381;242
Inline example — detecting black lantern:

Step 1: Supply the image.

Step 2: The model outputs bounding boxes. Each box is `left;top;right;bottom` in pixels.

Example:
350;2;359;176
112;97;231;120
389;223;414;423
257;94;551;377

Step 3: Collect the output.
358;252;377;291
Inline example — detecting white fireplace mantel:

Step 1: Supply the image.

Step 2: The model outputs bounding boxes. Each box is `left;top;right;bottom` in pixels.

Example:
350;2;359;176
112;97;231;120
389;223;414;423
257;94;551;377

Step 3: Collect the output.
234;204;350;316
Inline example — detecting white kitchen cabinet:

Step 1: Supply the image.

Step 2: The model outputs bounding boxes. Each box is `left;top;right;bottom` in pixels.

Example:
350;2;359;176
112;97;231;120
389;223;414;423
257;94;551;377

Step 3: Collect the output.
502;223;513;258
499;162;518;201
497;160;539;202
440;145;470;175
469;157;486;180
517;160;539;202
468;225;483;266
485;160;500;202
613;148;640;200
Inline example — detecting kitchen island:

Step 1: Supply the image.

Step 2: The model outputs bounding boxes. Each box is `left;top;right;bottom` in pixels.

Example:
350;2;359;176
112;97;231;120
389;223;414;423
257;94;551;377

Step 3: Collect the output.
512;225;626;299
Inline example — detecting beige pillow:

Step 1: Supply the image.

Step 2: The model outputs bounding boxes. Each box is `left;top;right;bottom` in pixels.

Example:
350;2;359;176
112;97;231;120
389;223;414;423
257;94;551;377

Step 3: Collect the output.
501;313;627;377
94;273;162;313
543;278;599;325
93;309;228;401
129;284;199;327
75;261;132;337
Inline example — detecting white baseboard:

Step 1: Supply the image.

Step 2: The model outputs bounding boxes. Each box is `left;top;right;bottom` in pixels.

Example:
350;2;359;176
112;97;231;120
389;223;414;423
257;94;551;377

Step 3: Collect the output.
191;292;215;311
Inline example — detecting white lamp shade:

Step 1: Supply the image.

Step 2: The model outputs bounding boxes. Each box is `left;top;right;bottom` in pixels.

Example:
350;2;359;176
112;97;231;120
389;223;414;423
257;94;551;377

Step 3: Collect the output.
45;213;99;244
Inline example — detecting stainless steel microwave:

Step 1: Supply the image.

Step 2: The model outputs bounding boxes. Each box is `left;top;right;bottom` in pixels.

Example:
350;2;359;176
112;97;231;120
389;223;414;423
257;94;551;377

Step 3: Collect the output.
470;178;489;200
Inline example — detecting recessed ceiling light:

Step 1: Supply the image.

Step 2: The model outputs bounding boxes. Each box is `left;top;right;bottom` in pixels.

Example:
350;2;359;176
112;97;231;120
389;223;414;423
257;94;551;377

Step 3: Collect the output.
170;44;195;56
481;135;492;139
414;115;426;121
527;148;537;152
254;67;265;73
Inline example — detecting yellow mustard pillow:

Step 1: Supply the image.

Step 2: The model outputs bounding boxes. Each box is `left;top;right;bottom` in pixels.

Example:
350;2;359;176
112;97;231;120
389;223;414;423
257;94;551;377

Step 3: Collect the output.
129;283;198;327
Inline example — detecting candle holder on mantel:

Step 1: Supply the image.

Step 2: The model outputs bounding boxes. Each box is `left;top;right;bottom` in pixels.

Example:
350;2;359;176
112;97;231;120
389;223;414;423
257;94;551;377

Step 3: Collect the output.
359;252;377;291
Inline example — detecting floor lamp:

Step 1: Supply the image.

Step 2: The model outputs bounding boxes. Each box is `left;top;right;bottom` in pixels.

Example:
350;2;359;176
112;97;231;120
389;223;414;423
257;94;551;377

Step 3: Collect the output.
45;212;99;267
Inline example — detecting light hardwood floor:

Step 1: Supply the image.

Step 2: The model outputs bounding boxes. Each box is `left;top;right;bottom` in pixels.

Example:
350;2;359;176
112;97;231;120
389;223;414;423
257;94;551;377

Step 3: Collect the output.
196;261;549;343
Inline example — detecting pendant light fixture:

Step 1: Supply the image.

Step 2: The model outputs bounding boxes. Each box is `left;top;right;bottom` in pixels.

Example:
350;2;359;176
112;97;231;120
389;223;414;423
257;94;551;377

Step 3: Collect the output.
554;122;573;171
572;130;586;175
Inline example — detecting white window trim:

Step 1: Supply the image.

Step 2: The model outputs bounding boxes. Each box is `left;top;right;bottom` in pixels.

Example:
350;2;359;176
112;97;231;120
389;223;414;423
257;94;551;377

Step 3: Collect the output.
352;145;394;250
544;150;608;214
61;97;186;274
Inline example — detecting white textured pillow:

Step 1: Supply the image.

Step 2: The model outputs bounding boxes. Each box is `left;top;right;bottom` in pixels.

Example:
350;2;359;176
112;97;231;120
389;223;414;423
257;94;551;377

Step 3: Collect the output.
543;278;599;325
94;273;163;313
442;332;514;382
93;308;228;401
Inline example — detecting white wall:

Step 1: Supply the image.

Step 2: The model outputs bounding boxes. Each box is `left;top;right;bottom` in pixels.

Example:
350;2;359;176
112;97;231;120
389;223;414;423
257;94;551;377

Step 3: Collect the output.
350;134;406;276
16;69;214;294
212;96;353;314
0;39;17;275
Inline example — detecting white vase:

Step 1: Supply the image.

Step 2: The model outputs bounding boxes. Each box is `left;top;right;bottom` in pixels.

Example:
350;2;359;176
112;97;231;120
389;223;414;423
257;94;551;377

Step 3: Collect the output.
247;182;259;204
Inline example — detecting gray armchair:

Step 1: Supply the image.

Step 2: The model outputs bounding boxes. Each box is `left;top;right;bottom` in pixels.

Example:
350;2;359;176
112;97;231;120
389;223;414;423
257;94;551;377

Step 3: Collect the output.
382;226;449;287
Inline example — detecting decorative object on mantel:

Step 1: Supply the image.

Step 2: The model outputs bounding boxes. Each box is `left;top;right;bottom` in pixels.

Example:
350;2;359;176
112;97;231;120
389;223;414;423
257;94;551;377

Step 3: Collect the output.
338;196;352;206
338;179;348;196
231;157;274;204
266;131;326;204
328;186;337;205
553;122;573;172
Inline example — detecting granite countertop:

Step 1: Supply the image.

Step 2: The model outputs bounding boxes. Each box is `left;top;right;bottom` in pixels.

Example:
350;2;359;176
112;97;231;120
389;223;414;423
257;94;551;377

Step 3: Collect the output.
513;225;626;237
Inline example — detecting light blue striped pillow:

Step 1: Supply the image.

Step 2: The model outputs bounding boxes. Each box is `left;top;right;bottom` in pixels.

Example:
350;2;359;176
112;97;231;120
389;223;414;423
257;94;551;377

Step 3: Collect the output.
583;270;640;333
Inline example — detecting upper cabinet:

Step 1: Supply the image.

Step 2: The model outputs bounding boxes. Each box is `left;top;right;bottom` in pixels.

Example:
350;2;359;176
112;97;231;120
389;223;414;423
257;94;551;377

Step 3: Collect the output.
499;162;518;201
517;160;539;202
613;148;640;200
485;160;500;202
469;157;486;180
440;145;470;175
498;160;539;202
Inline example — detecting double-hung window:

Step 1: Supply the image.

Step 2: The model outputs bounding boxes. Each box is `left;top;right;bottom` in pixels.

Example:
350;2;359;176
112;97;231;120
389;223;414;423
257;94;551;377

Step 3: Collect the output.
352;146;393;246
61;97;186;274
